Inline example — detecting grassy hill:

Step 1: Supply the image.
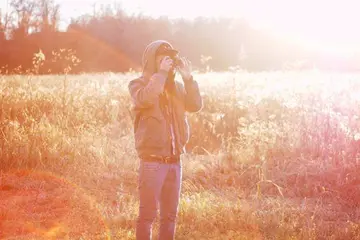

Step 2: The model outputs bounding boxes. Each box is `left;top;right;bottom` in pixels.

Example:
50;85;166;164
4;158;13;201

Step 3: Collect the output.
1;71;360;239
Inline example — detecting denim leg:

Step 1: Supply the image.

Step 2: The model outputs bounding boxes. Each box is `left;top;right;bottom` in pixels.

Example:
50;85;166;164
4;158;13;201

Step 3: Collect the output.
159;164;182;240
136;162;168;240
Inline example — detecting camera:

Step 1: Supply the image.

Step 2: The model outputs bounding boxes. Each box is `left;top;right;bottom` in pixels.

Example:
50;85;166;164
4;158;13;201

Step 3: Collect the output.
156;45;184;68
171;55;184;68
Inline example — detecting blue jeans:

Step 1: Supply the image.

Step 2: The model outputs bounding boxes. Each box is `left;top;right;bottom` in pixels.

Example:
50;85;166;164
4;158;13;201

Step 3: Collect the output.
136;160;182;240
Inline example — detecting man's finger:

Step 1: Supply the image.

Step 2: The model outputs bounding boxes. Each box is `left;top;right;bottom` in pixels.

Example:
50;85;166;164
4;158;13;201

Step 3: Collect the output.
181;57;188;68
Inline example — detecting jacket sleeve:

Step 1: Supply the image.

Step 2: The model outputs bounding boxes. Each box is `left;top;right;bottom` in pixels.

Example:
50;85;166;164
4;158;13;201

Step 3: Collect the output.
128;71;167;108
183;76;203;112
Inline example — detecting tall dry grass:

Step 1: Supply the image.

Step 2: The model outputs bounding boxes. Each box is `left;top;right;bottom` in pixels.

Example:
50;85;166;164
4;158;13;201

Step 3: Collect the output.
1;70;360;239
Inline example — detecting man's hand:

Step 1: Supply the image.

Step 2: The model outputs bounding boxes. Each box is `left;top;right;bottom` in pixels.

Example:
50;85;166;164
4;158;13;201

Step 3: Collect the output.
160;56;173;73
177;57;192;81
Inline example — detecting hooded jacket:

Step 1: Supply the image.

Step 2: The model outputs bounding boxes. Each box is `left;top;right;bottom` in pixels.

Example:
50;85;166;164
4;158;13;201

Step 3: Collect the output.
128;40;203;158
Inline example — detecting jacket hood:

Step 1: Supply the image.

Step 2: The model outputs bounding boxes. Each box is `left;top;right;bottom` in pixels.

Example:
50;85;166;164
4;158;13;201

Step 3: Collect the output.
142;40;175;78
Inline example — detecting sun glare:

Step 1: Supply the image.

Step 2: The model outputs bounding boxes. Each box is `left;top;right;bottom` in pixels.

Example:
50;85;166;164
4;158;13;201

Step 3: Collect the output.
265;1;360;55
119;0;360;55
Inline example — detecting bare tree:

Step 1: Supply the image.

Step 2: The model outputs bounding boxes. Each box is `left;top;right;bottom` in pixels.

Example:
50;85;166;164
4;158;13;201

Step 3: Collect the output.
39;0;60;32
0;10;8;41
9;0;37;38
40;0;49;31
50;3;59;31
7;0;60;38
0;0;13;40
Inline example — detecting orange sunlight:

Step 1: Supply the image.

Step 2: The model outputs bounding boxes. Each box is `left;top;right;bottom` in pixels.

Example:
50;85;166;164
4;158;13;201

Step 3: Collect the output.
121;0;360;55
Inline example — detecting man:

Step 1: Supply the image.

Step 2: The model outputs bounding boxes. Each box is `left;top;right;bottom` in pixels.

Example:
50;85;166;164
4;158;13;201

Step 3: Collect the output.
128;40;203;240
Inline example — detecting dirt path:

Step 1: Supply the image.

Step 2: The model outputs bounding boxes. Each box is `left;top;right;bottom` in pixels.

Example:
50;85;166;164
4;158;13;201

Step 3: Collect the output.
0;170;112;240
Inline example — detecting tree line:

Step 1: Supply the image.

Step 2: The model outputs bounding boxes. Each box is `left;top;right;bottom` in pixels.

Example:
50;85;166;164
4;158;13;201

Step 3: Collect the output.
0;0;360;74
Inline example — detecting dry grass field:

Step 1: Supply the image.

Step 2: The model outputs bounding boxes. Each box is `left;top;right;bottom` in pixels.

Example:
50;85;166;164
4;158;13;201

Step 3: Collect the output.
1;70;360;239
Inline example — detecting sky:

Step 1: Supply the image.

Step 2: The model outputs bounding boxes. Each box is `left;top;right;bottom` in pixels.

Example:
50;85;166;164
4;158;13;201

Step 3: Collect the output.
1;0;360;54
